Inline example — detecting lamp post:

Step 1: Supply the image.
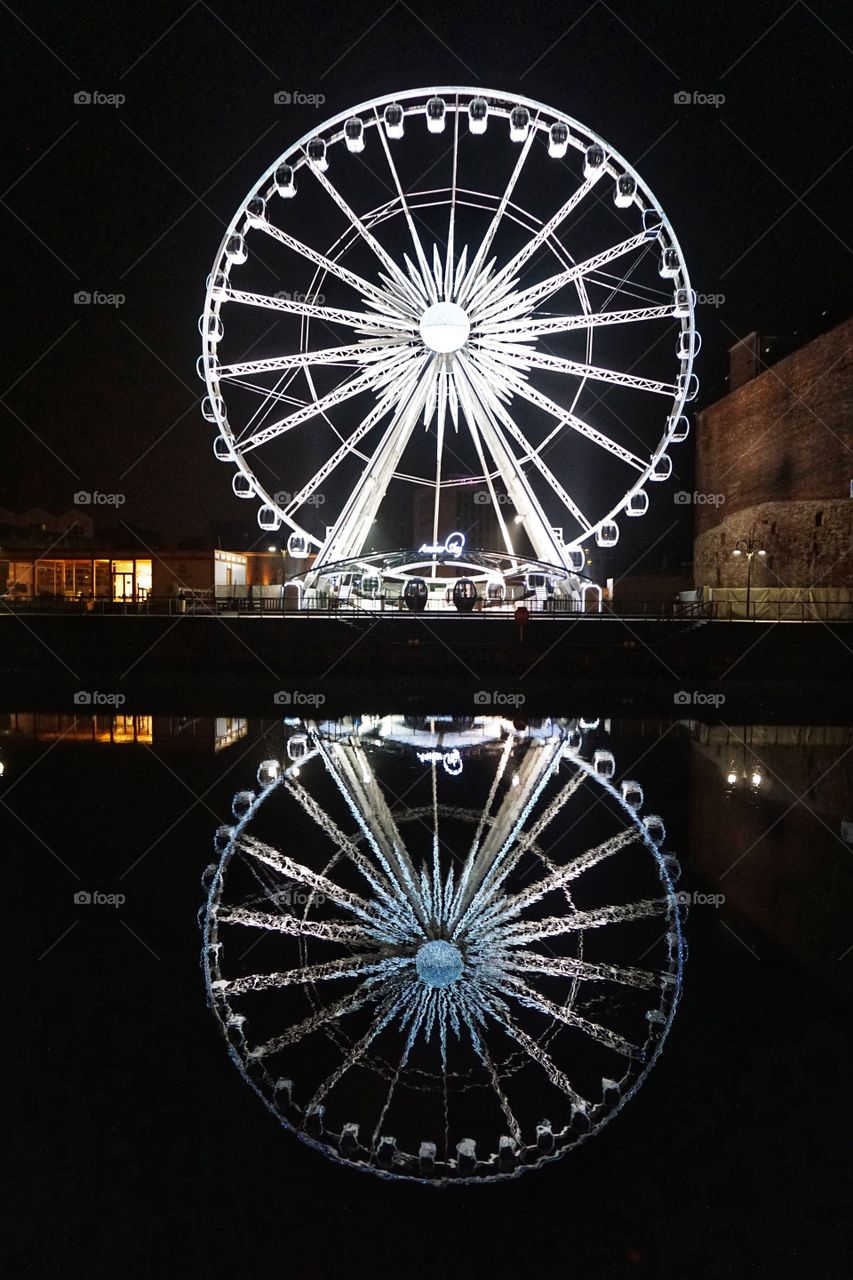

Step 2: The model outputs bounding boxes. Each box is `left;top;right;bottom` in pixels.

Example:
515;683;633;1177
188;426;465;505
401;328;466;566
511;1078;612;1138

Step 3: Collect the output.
731;530;767;620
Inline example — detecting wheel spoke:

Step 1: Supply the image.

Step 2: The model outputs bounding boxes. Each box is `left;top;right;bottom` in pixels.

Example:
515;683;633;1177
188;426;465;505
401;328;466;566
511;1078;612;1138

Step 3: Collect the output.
476;303;675;339
475;230;650;323
457;122;540;305
227;287;416;333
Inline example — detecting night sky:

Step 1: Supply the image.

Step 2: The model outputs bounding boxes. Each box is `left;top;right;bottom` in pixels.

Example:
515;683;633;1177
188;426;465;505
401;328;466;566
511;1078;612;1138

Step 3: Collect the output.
4;1;851;564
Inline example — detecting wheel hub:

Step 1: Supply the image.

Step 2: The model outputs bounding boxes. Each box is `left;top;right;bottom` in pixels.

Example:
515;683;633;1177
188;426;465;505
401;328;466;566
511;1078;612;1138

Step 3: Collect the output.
415;939;464;987
419;301;470;354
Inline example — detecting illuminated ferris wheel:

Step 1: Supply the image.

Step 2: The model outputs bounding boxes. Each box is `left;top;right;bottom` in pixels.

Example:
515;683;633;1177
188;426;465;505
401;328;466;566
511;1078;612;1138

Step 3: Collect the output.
201;716;685;1183
199;88;698;589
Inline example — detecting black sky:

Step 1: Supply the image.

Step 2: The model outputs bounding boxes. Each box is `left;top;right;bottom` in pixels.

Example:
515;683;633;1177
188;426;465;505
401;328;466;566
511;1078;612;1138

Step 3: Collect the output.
3;0;852;560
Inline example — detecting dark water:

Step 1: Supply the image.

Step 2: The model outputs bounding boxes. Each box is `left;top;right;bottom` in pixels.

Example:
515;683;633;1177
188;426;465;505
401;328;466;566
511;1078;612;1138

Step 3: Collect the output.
7;711;853;1279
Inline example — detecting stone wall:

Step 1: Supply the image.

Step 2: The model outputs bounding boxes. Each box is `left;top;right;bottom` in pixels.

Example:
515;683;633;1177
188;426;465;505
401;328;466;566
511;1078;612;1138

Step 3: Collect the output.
693;318;853;587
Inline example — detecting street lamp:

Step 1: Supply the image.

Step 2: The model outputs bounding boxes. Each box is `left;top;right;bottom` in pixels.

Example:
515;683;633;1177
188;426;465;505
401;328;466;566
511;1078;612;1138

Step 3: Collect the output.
731;529;767;619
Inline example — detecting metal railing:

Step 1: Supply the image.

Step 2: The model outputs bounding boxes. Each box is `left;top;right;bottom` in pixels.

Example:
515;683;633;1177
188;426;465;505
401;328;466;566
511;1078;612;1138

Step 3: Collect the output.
1;594;851;623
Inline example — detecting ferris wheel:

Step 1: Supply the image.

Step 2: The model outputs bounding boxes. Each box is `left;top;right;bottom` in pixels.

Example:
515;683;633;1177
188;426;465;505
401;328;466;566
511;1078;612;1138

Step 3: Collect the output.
201;716;685;1183
199;88;698;585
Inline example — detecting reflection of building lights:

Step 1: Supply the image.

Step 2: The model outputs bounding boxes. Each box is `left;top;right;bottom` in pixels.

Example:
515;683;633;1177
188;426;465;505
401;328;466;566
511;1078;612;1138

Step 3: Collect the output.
726;771;737;785
751;771;763;787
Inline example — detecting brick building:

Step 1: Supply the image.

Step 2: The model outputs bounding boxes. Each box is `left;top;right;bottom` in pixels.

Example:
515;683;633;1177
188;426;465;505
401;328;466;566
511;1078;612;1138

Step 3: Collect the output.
693;317;853;600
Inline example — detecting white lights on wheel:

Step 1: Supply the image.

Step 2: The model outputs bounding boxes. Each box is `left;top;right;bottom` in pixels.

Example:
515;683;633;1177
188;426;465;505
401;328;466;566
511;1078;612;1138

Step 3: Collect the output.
200;88;698;598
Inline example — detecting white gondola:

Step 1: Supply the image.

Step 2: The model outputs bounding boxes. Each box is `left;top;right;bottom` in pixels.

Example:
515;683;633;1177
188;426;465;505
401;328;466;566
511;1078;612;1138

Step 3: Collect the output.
213;435;233;461
468;96;488;134
677;372;700;401
596;521;619;547
659;247;680;278
256;759;280;787
426;96;446;133
225;233;247;264
201;394;223;422
245;195;266;227
548;121;569;158
584;144;606;178
649;453;672;481
360;571;381;599
626;489;649;516
307;137;328;171
258;504;281;530
642;208;663;239
286;531;310;557
673;287;693;317
344;117;364;152
274;163;296;197
383;103;404;139
509;106;530;142
566;547;585;572
486;579;505;603
198;312;223;341
286;733;308;762
197;353;218;380
593;749;616;779
232;790;255;817
232;472;254;498
677;329;701;359
643;815;666;846
208;272;230;301
621;780;644;810
667;414;690;442
614;173;636;207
